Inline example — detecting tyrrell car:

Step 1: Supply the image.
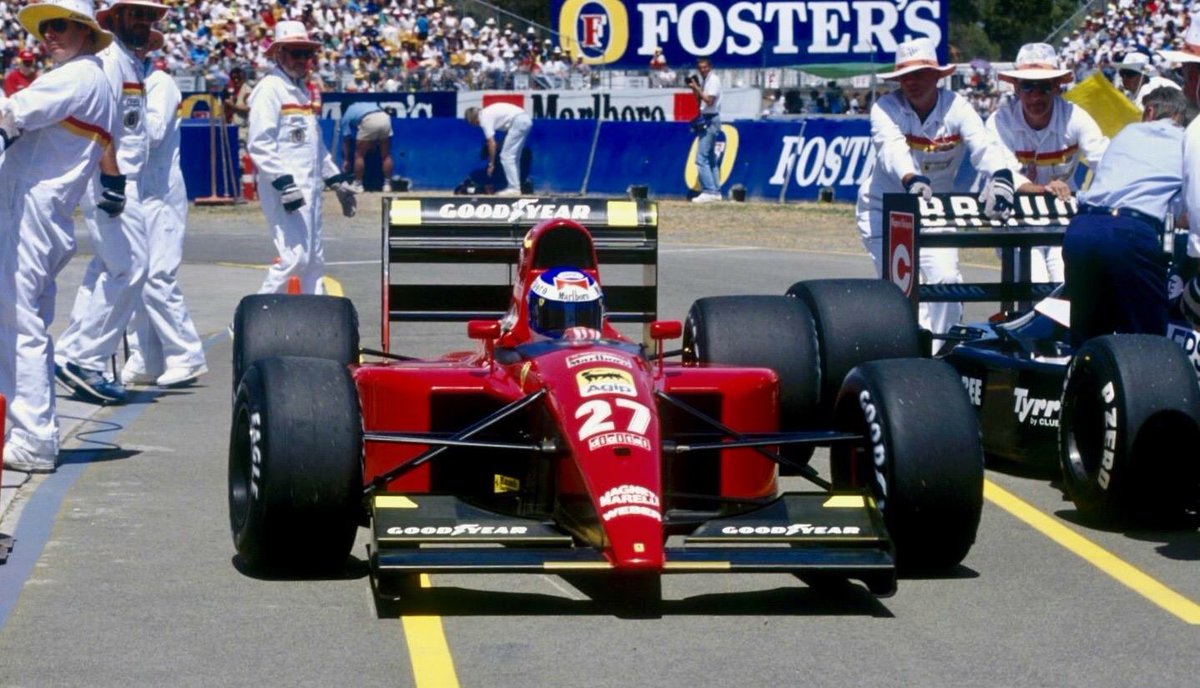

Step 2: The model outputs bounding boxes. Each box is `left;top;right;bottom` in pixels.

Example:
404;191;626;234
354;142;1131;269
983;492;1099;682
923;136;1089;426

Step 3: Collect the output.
226;197;985;606
881;192;1200;524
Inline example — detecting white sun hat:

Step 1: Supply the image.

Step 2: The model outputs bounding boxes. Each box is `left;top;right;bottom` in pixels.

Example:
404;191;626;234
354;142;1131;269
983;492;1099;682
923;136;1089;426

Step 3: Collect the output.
18;0;113;51
265;20;321;58
997;43;1073;83
877;38;955;80
95;0;168;29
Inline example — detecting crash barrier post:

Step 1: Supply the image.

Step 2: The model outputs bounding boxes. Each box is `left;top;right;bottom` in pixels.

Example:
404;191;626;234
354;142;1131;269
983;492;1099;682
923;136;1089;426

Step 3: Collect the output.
882;193;1073;319
381;196;658;353
194;96;238;206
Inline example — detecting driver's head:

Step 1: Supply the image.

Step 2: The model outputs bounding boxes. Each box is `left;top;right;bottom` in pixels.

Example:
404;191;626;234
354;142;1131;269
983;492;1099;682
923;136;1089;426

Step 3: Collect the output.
527;266;605;338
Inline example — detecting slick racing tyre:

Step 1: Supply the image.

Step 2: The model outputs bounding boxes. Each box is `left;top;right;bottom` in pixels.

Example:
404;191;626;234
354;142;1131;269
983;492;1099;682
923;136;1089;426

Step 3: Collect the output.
229;356;364;574
832;358;984;574
684;295;820;469
786;279;922;421
1060;335;1200;525
232;294;359;398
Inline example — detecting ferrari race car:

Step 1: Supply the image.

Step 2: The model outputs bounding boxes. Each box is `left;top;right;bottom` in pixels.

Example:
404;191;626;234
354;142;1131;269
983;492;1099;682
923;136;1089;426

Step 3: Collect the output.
881;192;1200;525
227;196;985;605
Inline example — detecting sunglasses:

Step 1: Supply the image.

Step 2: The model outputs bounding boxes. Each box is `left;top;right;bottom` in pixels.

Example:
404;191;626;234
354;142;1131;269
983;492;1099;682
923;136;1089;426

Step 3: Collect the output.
39;18;73;35
123;6;161;21
284;49;315;59
1017;81;1056;94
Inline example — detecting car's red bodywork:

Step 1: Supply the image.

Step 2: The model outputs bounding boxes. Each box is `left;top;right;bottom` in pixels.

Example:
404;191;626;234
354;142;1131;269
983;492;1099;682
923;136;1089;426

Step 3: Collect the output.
356;218;782;571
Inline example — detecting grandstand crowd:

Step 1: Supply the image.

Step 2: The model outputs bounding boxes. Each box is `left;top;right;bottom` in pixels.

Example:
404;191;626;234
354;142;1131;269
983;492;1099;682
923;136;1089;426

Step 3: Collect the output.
2;0;1198;114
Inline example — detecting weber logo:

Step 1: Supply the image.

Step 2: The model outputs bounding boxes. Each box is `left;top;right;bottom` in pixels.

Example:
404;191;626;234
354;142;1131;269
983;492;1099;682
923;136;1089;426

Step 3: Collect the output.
437;199;592;223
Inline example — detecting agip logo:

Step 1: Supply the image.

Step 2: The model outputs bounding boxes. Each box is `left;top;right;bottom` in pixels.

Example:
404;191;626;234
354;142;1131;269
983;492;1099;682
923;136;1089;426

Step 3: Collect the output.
559;0;629;65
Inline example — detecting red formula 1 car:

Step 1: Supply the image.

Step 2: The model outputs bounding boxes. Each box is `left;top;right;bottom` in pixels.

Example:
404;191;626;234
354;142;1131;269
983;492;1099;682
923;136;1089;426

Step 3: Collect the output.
227;197;984;605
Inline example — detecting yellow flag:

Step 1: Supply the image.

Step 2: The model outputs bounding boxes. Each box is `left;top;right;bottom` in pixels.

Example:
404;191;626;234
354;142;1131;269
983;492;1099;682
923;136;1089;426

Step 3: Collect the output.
1063;72;1141;138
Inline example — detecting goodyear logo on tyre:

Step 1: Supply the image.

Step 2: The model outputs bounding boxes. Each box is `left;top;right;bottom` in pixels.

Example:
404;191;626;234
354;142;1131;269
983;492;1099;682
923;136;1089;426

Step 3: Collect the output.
558;0;629;65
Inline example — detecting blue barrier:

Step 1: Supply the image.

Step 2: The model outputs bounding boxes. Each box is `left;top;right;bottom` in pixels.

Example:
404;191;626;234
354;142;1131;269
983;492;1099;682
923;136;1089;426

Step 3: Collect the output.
181;116;1008;203
180;121;239;200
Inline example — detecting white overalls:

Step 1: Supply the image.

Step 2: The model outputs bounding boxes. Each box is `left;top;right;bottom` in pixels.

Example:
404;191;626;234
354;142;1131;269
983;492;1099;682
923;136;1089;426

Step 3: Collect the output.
56;39;151;373
856;88;1010;334
988;97;1109;282
247;67;339;295
124;68;206;379
0;56;116;457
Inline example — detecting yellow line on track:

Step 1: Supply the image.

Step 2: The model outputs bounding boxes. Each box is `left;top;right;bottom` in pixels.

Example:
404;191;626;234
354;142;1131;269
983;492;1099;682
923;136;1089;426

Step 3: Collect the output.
401;574;460;687
984;480;1200;624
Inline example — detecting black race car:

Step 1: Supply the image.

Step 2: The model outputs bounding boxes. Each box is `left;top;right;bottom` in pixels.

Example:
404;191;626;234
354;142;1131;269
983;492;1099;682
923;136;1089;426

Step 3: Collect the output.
879;192;1200;525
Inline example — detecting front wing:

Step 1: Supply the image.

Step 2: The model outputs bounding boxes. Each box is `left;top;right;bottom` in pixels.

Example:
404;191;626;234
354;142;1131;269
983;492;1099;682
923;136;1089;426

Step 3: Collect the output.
370;492;896;596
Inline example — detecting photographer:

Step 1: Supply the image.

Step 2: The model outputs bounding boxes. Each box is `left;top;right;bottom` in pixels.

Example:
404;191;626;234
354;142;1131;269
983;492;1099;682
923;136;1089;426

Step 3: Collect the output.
687;57;722;203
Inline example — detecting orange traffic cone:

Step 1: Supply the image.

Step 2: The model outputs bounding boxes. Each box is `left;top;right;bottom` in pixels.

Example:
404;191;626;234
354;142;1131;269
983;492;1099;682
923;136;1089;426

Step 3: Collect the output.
241;152;257;201
287;275;301;294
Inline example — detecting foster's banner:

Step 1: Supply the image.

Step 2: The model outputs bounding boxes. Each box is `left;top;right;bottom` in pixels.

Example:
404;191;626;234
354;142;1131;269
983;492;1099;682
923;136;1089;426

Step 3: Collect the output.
553;0;947;69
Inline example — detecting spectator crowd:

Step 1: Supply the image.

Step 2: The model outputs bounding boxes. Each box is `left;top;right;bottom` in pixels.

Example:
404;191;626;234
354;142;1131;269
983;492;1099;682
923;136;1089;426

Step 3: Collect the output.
1;0;595;93
3;0;1199;111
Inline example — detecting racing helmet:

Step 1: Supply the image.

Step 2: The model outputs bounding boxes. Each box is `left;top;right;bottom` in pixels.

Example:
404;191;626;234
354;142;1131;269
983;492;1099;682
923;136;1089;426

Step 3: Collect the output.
527;266;605;338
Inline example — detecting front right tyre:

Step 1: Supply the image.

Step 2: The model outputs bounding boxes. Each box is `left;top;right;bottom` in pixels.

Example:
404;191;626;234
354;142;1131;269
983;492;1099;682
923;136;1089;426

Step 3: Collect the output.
229;356;364;575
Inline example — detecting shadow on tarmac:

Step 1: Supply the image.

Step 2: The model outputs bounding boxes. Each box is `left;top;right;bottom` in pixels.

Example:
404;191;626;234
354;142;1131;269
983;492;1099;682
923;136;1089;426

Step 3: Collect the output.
369;578;899;620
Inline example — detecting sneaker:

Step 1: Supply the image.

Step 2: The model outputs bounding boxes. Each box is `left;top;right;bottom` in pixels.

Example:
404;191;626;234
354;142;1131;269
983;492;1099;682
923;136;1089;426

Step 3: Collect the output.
349;181;365;194
55;361;126;404
384;181;394;193
120;363;159;386
157;363;209;387
494;187;521;197
3;443;56;474
691;193;715;204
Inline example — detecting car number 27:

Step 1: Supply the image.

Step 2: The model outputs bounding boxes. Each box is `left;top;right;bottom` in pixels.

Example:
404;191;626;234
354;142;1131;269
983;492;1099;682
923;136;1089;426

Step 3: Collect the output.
575;399;651;441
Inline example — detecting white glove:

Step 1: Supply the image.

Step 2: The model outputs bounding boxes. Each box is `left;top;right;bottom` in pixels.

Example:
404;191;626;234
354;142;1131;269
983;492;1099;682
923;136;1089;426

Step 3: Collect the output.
271;175;305;213
903;174;933;201
979;169;1016;221
324;173;357;218
1182;275;1200;329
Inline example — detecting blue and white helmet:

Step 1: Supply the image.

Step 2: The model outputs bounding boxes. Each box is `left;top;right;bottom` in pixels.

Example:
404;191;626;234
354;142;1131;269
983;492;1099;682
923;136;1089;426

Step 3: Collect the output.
528;266;605;338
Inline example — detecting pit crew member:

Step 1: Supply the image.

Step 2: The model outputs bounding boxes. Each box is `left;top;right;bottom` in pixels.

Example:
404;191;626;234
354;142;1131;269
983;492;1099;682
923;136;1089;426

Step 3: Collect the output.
248;21;357;296
856;38;1015;336
989;43;1109;283
0;0;116;473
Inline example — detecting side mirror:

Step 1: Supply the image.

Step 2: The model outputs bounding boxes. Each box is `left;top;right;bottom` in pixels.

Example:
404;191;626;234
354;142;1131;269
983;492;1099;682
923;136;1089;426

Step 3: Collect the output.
468;320;501;369
648;320;682;379
468;320;501;340
650;320;682;341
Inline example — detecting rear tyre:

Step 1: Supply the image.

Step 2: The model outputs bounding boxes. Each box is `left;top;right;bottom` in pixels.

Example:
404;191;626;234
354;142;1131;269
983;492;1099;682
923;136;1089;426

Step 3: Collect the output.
229;356;364;575
1060;335;1200;525
831;359;984;574
785;279;922;420
232;294;359;398
683;295;820;468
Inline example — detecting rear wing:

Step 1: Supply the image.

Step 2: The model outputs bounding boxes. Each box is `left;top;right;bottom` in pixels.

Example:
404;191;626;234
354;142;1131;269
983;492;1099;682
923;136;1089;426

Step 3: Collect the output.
882;193;1073;319
381;196;658;353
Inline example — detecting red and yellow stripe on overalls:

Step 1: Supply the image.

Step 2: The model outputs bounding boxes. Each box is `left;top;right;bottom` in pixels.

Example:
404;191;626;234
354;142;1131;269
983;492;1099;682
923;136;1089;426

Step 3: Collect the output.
906;134;962;153
59;116;113;147
1013;144;1079;167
